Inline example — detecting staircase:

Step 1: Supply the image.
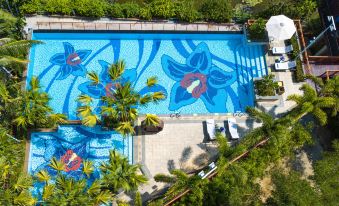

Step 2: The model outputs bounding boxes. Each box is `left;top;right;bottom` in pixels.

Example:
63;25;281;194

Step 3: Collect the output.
234;44;268;107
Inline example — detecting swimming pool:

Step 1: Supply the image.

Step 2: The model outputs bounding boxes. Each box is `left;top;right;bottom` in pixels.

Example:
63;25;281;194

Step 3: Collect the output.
27;32;267;119
28;125;132;188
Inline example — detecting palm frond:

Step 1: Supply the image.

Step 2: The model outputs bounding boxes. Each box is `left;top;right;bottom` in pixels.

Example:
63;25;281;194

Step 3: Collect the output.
152;91;165;103
87;71;100;85
14;173;33;192
115;121;135;137
94;190;112;205
144;114;160;126
42;184;54;201
36;170;50;183
82;115;98;127
312;107;328;126
140;94;152;105
108;60;125;81
146;76;157;87
77;105;92;118
13;191;36;206
48;113;67;124
82;160;94;178
48;157;65;172
77;94;93;105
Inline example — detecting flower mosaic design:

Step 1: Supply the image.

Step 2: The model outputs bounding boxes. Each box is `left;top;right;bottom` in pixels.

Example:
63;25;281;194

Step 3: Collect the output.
161;42;237;112
50;42;92;80
61;149;82;172
78;60;137;99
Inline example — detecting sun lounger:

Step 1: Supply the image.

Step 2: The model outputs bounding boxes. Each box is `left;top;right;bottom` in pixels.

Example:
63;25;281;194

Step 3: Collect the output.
198;171;205;178
227;118;239;139
272;45;293;54
206;119;216;140
275;61;296;70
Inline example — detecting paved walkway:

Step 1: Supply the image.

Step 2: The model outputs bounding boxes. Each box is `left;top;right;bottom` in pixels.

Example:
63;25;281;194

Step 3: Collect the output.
25;16;242;32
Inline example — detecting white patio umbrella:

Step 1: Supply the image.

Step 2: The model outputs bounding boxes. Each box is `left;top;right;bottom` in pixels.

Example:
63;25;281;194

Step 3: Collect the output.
266;15;296;41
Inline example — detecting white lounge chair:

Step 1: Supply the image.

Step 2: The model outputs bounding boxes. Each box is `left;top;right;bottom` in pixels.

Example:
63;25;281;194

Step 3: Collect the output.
198;171;205;178
206;119;216;140
228;118;239;139
272;45;293;54
275;61;297;70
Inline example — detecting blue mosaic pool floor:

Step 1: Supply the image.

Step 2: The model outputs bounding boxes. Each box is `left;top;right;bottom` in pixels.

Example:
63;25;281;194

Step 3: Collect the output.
27;32;267;119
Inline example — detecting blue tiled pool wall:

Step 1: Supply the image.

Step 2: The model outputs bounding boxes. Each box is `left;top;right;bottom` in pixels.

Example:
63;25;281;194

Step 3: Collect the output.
28;125;132;194
27;32;267;120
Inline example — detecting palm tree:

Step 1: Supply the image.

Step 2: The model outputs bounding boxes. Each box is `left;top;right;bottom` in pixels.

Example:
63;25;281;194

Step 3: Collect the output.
0;157;36;206
306;75;339;117
100;150;147;193
11;76;66;130
0;38;41;76
36;161;113;205
154;169;207;201
77;60;165;137
287;84;336;125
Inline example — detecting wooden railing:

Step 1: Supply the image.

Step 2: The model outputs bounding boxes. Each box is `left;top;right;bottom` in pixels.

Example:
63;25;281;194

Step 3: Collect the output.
162;138;270;206
309;56;339;64
319;70;339;80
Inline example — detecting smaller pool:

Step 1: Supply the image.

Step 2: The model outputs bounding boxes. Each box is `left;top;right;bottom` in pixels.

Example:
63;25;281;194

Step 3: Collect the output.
28;125;132;183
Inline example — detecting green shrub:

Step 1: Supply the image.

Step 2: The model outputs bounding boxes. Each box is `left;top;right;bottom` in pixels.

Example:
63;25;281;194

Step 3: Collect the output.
45;0;73;15
289;36;305;82
20;0;43;14
139;4;152;20
149;0;176;19
175;1;201;23
121;2;140;18
295;59;304;82
73;0;108;18
108;3;124;18
200;0;233;23
254;74;279;96
247;18;266;41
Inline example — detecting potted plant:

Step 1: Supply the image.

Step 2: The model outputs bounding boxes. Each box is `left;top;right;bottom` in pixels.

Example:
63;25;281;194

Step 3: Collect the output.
141;114;164;133
254;74;279;96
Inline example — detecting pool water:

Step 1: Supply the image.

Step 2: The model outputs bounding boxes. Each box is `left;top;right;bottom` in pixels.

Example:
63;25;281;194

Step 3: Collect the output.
27;32;267;119
28;125;132;195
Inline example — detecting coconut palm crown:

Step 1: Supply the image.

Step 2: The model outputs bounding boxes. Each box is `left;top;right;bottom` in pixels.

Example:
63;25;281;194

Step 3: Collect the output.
77;59;165;136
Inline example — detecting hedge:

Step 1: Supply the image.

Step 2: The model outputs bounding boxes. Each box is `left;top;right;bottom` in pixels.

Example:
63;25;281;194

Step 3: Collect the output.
20;0;233;22
289;36;305;82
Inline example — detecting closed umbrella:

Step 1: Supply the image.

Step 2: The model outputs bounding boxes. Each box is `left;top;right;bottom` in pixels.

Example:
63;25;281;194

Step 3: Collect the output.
266;15;296;41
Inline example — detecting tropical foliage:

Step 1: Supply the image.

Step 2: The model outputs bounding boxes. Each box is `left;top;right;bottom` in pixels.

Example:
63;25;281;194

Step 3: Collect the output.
0;157;36;206
0;38;41;77
247;18;266;41
287;84;336;125
254;74;279;96
100;150;147;193
77;60;164;136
